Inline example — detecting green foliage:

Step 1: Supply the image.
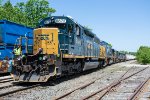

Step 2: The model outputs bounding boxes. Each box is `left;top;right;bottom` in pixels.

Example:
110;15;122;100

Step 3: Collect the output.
119;51;128;54
0;0;56;27
120;51;136;56
0;0;2;5
108;43;112;47
136;46;150;64
129;52;136;56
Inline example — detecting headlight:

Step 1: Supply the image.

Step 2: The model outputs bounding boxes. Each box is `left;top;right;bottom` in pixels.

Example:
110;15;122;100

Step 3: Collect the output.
44;19;51;24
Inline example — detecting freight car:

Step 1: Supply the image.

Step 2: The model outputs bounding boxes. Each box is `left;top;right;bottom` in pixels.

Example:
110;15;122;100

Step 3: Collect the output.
0;20;33;73
118;52;126;62
11;16;126;82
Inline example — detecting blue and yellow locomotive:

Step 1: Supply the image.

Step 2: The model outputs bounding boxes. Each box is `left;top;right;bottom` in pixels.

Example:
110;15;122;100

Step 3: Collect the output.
11;16;126;82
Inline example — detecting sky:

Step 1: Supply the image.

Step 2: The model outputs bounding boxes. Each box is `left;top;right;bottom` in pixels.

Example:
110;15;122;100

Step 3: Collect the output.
10;0;150;52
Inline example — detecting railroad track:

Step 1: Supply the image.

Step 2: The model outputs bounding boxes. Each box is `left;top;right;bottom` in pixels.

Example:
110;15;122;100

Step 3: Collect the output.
0;75;13;82
83;67;150;100
0;83;41;97
0;75;14;91
53;66;150;100
0;75;12;79
0;78;13;83
52;65;132;99
0;60;138;99
128;76;150;100
0;76;41;98
0;62;126;98
0;61;130;98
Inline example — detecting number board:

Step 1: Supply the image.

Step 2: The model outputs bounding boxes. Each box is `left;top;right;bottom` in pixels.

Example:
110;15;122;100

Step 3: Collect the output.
36;34;49;40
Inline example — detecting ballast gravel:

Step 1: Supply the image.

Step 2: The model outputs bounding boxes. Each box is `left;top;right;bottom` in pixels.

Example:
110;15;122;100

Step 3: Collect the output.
3;60;150;100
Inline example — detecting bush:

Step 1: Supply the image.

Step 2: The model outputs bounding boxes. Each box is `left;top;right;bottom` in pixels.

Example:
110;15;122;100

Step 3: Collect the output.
136;46;150;64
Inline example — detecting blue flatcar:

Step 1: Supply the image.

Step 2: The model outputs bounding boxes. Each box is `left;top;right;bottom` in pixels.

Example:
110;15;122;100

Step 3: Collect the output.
0;20;33;73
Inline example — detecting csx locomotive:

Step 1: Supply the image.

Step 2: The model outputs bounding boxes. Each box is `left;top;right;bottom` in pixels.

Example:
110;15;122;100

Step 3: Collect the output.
11;16;126;82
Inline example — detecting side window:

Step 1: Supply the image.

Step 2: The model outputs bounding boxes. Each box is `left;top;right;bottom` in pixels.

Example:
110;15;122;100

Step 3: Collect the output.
76;25;80;36
68;22;75;45
68;24;73;33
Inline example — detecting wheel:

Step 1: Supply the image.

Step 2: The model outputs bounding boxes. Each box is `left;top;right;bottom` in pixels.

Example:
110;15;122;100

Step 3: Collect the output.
77;62;83;73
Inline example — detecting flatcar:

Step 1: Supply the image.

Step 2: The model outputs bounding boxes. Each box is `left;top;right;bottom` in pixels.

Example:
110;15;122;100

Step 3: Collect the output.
11;16;126;82
0;20;33;74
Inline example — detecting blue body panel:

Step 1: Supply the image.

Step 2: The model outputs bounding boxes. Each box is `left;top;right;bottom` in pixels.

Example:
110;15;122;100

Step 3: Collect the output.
0;20;33;60
39;16;100;58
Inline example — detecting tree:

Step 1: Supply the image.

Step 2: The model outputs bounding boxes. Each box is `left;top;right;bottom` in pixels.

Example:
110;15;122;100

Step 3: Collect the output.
2;0;15;20
15;2;28;25
24;0;56;27
108;43;112;47
0;0;56;27
136;46;150;64
0;0;4;19
0;0;2;5
119;51;136;56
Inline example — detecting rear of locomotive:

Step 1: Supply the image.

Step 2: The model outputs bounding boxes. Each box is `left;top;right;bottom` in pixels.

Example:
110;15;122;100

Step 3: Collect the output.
11;17;64;82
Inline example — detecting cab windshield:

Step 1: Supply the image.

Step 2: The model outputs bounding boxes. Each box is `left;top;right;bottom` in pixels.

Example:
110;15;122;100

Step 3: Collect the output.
38;17;67;31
